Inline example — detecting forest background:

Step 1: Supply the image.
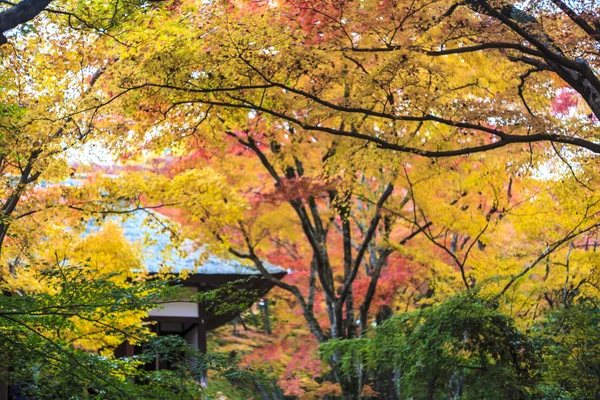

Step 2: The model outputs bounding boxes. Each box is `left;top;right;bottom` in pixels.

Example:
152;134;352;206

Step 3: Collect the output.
0;0;599;399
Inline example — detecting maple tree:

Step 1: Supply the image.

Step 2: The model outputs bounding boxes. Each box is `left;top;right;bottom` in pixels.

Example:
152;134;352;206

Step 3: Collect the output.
0;4;268;396
48;0;599;398
81;0;600;159
167;135;429;398
1;0;600;398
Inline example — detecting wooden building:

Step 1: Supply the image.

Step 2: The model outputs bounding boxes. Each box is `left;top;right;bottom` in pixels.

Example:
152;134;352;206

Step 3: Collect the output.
0;208;286;399
111;211;287;361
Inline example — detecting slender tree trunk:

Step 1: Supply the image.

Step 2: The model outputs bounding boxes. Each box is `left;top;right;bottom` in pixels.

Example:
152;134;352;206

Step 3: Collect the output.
342;213;356;339
393;366;401;400
260;299;272;334
330;363;360;400
426;373;437;400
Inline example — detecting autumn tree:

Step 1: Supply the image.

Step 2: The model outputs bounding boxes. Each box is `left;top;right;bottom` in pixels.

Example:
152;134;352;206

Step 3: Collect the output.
49;0;599;397
114;124;432;398
10;0;600;397
82;0;600;159
0;3;264;396
78;0;600;302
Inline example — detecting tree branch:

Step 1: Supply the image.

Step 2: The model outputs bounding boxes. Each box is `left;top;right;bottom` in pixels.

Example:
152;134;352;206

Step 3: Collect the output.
426;42;544;57
549;0;600;42
229;242;327;342
0;0;52;44
194;98;600;157
339;183;393;305
497;218;600;298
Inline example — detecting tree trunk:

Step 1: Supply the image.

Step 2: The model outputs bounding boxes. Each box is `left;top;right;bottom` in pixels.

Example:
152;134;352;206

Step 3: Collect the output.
425;373;437;400
260;299;272;335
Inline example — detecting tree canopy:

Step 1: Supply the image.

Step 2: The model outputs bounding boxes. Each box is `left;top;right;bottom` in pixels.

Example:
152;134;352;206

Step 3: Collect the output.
1;0;600;399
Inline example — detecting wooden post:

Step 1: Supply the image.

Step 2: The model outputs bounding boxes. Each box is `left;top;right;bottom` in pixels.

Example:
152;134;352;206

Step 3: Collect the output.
198;301;207;354
155;323;160;371
124;341;134;357
260;299;272;334
198;301;207;386
0;373;7;400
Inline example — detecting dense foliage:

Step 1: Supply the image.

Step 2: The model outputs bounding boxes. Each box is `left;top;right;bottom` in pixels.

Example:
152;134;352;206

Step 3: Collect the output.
319;294;600;400
1;0;600;399
322;293;535;399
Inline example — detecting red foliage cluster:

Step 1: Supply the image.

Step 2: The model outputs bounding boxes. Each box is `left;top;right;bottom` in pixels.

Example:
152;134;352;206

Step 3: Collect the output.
279;0;353;44
552;88;580;116
260;176;336;204
225;129;270;156
353;254;412;311
167;149;213;176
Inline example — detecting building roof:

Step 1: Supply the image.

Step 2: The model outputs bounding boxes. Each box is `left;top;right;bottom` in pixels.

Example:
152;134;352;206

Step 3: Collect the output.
88;210;286;276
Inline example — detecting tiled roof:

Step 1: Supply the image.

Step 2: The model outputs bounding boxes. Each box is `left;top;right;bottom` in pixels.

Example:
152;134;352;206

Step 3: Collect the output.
87;211;285;276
